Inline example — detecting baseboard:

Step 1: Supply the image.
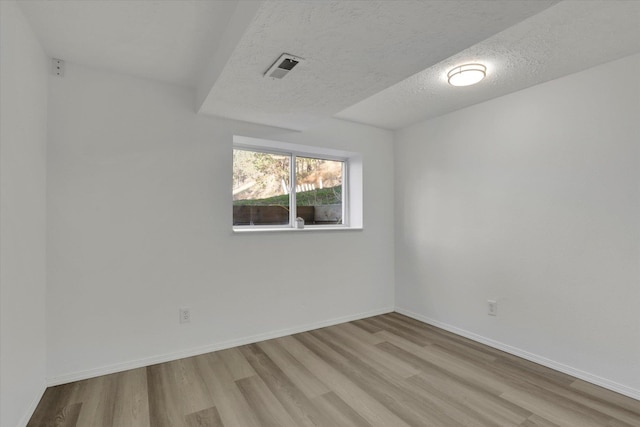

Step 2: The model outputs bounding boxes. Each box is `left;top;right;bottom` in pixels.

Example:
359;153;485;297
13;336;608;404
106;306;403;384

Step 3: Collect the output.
395;307;640;401
17;381;46;427
47;306;394;387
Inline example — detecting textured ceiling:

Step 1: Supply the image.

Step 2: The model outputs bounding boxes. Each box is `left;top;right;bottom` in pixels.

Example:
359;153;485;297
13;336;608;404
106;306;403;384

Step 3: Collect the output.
17;0;640;131
198;0;557;130
336;0;640;130
18;0;238;88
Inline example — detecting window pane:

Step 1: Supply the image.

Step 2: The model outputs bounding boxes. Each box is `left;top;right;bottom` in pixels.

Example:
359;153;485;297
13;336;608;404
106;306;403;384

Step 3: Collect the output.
295;157;343;225
233;149;290;226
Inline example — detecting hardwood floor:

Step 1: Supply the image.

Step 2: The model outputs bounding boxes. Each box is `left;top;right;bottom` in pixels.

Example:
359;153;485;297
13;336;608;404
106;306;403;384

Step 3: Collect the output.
28;313;640;426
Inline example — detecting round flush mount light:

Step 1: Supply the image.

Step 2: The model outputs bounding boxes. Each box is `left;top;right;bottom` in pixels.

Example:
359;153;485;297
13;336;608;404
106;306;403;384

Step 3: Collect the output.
447;63;486;87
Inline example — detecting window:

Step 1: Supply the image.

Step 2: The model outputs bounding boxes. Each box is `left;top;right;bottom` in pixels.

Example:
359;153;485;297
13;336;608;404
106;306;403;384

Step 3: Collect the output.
232;136;362;231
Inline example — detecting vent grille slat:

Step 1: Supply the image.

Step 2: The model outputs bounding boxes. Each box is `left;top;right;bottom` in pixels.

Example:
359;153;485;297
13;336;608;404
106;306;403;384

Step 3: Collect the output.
264;53;303;79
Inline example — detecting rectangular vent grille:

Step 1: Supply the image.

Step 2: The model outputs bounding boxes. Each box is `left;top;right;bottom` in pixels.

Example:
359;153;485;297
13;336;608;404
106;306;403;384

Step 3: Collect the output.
264;53;303;79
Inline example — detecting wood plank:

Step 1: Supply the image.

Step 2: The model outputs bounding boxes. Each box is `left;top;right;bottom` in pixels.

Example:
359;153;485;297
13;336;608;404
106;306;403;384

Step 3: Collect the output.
312;392;371;427
363;316;433;346
570;379;640;416
351;318;384;334
217;347;256;381
276;334;411;427
375;329;508;395
333;322;385;346
484;360;640;425
238;343;331;426
520;414;561;426
500;387;614;427
147;362;186;427
301;330;461;426
192;353;262;427
257;339;330;398
174;357;217;415
185;406;223;427
235;375;298;427
27;382;84;427
375;341;531;425
388;312;515;360
79;372;119;427
321;325;420;379
112;368;150;427
48;402;82;427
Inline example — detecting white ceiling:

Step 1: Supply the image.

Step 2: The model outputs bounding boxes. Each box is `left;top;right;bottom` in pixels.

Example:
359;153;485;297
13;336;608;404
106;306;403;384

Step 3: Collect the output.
197;0;557;130
17;0;640;131
18;0;238;88
336;0;640;129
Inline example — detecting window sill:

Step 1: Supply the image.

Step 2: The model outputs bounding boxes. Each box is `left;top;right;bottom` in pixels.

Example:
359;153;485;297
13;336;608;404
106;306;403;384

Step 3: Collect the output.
233;225;363;234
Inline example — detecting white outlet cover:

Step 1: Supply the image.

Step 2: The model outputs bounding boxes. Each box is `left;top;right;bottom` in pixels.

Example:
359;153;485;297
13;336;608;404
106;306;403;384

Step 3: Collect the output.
179;307;191;323
488;300;497;316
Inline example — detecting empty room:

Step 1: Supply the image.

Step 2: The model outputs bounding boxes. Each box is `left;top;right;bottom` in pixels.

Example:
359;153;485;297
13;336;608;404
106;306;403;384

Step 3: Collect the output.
1;0;639;426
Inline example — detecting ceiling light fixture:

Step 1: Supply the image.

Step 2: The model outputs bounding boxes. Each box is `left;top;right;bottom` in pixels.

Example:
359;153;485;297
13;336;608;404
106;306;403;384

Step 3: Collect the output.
447;63;486;87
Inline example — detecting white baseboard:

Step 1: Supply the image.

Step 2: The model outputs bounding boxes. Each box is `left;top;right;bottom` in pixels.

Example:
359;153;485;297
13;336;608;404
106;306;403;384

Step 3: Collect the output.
18;381;46;427
395;307;640;401
46;306;394;387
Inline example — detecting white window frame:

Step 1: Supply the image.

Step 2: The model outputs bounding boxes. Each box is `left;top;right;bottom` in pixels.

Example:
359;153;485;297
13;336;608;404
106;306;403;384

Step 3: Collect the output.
233;135;363;232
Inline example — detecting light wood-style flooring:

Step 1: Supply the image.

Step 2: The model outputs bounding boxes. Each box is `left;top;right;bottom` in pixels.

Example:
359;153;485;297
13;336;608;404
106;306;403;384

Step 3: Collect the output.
28;313;640;426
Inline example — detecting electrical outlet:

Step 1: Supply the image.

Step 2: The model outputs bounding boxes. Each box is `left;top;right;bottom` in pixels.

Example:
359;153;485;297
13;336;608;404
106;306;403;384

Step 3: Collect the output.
179;307;191;324
52;58;65;77
488;300;497;316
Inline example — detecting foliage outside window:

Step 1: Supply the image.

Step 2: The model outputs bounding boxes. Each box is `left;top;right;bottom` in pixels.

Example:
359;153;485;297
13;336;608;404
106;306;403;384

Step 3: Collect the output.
233;148;345;228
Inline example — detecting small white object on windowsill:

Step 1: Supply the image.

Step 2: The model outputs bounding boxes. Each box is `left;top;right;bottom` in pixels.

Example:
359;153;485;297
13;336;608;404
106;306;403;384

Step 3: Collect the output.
295;217;305;229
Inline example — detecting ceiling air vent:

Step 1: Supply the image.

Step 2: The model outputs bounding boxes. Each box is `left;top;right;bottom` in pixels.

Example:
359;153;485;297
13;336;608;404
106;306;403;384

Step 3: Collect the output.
264;53;303;79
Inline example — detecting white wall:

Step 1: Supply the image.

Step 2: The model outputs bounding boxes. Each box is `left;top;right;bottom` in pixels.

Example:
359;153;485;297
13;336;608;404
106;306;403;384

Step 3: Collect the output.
395;53;640;398
0;1;49;426
46;63;395;382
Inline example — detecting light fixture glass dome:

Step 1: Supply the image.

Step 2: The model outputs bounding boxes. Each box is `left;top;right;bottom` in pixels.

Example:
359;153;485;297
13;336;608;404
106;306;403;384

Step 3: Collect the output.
447;63;486;87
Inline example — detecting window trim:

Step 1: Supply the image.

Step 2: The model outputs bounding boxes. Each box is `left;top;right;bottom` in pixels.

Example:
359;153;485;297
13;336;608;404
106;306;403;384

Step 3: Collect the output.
233;135;362;232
